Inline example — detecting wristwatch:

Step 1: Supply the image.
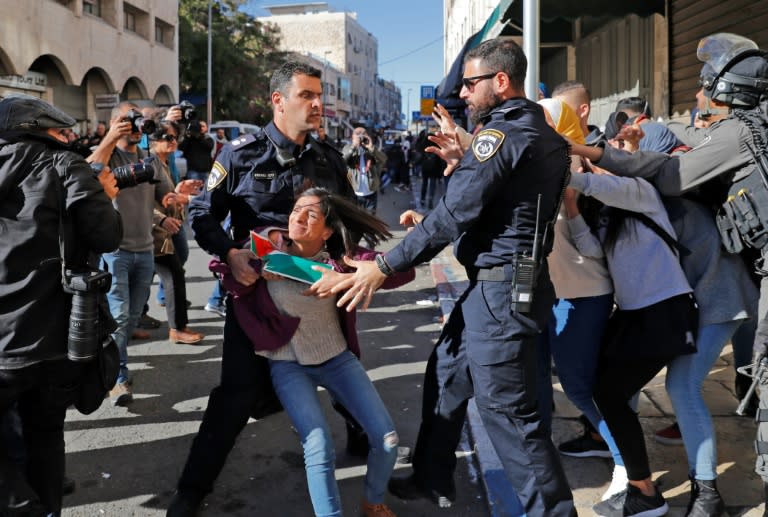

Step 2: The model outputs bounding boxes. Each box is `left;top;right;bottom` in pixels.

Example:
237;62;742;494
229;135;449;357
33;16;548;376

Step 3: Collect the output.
375;254;394;276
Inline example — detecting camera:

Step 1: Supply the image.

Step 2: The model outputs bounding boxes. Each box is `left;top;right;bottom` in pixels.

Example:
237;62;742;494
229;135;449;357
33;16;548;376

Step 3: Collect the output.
110;156;158;189
124;109;157;134
361;135;371;146
178;100;197;122
63;268;112;362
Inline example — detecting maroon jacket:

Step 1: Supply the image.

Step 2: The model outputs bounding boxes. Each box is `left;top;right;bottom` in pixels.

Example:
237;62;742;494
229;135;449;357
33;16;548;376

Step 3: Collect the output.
210;246;415;357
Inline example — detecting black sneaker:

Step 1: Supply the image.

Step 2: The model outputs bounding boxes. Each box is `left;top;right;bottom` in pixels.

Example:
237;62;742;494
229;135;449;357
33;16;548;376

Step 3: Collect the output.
558;431;612;458
593;488;627;517
622;484;668;517
388;474;455;508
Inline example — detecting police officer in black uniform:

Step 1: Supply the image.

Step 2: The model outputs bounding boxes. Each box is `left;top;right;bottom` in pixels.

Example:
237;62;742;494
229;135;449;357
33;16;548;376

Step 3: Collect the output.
323;38;576;516
167;61;355;516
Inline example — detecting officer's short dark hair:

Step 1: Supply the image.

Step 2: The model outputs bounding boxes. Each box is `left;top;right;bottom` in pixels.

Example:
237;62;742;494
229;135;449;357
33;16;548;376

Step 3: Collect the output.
464;38;527;90
270;61;322;95
552;81;592;103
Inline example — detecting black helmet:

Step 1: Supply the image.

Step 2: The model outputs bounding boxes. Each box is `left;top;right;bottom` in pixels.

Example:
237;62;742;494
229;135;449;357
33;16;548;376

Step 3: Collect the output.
697;33;768;108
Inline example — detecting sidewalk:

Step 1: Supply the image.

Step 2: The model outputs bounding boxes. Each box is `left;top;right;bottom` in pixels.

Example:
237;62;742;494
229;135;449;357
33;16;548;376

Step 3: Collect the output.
428;247;766;516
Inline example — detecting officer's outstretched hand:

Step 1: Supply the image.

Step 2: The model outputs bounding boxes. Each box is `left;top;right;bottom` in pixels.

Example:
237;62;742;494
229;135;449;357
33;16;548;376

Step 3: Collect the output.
227;248;260;286
331;257;386;311
399;209;424;231
426;131;464;177
304;268;351;298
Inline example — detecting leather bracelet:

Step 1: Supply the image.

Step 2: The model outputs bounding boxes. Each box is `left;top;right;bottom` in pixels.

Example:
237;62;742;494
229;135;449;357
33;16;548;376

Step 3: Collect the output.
375;254;394;276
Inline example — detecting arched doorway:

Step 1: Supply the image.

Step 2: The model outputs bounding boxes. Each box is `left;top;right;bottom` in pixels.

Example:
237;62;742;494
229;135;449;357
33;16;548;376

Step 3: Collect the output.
82;67;116;129
121;76;148;101
153;84;175;106
28;54;84;119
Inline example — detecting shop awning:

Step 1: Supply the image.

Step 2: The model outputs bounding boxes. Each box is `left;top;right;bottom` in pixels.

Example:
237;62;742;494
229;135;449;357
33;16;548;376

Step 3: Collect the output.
437;0;664;101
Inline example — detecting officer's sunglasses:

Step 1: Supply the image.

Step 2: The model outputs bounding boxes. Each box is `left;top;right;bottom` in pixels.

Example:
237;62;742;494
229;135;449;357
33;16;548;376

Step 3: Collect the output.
160;134;177;142
462;72;498;90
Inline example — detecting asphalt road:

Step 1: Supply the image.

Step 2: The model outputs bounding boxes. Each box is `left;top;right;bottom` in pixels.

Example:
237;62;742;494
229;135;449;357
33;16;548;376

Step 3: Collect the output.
61;185;490;516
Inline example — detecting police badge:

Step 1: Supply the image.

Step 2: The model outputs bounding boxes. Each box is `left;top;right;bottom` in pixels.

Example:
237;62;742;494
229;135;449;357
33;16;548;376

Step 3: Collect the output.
472;129;505;162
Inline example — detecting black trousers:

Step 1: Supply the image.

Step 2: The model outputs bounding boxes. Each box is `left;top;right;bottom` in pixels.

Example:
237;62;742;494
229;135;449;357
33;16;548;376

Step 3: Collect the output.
0;359;83;516
154;253;188;330
410;279;574;517
176;297;281;495
593;355;669;481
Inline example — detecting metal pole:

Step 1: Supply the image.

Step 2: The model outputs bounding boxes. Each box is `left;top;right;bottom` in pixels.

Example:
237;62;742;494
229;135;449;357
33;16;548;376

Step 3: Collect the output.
523;0;539;102
207;0;213;123
407;88;412;130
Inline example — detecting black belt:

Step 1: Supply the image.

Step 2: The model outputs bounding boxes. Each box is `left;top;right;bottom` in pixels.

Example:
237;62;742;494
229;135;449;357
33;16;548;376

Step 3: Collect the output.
473;264;516;282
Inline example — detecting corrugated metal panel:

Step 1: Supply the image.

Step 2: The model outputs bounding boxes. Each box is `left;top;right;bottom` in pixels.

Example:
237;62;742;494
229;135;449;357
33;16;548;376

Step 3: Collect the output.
669;0;768;116
574;14;655;126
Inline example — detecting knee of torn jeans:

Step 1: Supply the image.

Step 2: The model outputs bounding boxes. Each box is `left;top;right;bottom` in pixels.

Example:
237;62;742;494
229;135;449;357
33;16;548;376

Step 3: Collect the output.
382;431;399;453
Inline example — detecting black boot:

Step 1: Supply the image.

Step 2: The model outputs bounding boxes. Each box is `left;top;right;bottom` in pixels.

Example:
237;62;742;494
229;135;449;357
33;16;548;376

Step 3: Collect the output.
345;421;370;457
686;478;724;517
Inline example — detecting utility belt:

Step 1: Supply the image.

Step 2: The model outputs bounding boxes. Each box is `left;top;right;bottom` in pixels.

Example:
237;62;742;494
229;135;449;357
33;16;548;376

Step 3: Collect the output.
469;255;537;313
716;169;768;254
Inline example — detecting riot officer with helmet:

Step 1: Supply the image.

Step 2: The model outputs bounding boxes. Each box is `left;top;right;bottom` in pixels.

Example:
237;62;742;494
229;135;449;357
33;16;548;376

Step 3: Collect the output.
571;32;768;514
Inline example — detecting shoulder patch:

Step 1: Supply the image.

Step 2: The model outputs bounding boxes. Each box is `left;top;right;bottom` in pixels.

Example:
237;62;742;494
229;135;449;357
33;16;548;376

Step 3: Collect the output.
472;129;506;162
207;161;228;191
230;133;257;149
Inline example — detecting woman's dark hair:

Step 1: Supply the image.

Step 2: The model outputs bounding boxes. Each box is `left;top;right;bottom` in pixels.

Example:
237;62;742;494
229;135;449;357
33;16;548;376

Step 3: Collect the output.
149;119;180;143
296;187;392;259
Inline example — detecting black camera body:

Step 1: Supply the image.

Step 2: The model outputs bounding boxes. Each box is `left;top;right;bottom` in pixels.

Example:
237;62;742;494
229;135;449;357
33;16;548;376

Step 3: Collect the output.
178;100;197;122
111;155;158;190
124;109;157;134
361;135;371;147
63;268;112;362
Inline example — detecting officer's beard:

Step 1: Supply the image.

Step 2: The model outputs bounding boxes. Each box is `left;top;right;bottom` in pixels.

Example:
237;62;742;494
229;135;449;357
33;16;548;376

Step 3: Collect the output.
469;91;504;125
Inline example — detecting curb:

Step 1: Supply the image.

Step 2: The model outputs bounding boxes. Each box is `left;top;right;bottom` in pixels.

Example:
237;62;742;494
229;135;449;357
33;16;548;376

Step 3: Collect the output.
429;250;524;517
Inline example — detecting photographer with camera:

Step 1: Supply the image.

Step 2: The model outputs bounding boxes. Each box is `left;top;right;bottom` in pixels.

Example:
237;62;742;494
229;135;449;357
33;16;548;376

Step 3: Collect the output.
343;127;387;214
0;94;122;516
178;119;213;183
92;101;176;406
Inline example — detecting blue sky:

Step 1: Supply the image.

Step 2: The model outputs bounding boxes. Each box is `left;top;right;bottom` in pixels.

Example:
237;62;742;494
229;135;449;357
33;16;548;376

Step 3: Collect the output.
241;0;446;117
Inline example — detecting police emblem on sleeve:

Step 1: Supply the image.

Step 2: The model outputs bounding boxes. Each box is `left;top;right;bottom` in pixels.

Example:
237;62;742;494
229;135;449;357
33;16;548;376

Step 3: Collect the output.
472;129;505;162
207;161;228;191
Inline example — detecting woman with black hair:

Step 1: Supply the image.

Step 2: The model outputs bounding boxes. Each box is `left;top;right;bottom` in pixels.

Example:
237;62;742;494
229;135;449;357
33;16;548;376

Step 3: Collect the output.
215;188;414;517
149;120;205;344
569;166;697;517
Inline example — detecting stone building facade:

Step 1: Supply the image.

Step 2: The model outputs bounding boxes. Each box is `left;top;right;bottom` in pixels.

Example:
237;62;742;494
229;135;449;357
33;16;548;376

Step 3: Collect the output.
0;0;178;131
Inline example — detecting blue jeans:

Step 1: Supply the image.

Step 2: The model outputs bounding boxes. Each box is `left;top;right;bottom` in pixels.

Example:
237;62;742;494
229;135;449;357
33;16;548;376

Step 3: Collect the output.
207;280;225;307
665;319;742;480
547;294;625;467
101;249;155;384
269;351;398;517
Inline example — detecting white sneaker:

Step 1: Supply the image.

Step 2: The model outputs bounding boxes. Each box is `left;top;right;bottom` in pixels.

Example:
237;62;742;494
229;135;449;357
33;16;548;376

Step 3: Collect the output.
204;302;226;317
602;465;628;501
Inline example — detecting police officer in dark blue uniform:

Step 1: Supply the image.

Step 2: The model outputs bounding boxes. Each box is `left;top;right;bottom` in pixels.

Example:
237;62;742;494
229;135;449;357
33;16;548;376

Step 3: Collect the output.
167;61;354;516
323;39;575;516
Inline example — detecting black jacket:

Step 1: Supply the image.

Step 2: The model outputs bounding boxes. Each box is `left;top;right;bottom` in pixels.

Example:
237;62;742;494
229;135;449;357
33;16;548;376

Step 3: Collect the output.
0;132;123;368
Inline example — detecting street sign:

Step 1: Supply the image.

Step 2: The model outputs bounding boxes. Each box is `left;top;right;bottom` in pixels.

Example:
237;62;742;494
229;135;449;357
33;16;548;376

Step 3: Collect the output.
420;84;435;116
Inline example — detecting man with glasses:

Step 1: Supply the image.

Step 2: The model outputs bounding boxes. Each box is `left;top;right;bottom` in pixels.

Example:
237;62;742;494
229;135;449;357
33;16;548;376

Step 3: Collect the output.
320;38;575;516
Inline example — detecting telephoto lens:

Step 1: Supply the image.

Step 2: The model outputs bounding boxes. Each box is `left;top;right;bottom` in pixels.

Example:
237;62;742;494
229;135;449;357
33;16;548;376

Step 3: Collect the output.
65;269;112;362
111;156;157;189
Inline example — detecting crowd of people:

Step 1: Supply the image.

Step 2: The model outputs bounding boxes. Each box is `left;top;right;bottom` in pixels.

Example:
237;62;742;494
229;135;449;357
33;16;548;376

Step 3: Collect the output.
3;30;768;517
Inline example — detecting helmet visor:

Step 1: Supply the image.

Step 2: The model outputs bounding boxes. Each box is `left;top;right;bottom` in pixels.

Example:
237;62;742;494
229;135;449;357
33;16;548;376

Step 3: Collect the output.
697;32;759;75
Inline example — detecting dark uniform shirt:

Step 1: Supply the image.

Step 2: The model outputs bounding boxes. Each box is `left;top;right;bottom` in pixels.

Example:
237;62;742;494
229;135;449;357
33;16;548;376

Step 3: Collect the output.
189;121;352;260
385;97;569;272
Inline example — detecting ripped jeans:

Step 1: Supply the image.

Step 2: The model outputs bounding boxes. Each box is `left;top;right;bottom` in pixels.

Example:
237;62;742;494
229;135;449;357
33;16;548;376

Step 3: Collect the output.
269;350;398;517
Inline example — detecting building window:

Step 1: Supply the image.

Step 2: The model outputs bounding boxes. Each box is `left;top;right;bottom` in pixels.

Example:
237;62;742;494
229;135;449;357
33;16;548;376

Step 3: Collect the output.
155;18;174;48
124;10;136;32
83;0;101;16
